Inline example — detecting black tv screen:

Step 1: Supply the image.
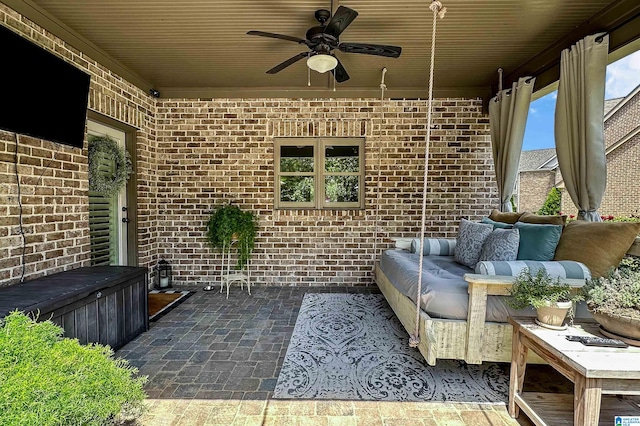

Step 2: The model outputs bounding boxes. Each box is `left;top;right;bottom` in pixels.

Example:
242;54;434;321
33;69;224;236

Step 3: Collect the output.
0;25;90;148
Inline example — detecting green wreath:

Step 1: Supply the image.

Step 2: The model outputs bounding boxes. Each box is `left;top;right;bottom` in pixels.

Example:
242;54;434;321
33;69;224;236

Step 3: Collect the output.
88;136;132;197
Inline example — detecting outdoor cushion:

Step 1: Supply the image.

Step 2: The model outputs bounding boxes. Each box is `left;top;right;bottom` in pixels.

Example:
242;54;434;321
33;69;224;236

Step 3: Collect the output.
488;209;524;224
475;260;591;279
553;221;640;278
380;250;531;322
481;217;514;229
454;219;493;268
411;238;456;256
519;212;567;226
514;222;563;261
478;228;520;262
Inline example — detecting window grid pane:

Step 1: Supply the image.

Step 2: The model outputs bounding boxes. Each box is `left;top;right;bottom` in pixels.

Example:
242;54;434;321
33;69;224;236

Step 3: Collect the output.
280;176;315;203
324;175;360;203
275;138;364;209
280;145;314;173
324;145;359;173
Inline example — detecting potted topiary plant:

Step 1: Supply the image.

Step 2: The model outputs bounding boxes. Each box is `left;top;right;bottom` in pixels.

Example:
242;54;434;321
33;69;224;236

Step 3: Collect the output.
583;257;640;344
507;269;584;329
205;203;257;270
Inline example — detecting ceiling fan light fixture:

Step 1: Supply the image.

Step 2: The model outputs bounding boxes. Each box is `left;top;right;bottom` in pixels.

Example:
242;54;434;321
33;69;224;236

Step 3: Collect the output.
307;54;338;73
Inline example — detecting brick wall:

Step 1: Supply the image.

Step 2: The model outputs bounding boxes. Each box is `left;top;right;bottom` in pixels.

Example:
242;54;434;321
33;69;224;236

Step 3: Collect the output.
156;99;498;286
0;5;157;286
560;137;640;218
598;134;640;217
601;92;640;217
604;90;639;150
518;170;556;213
0;3;499;288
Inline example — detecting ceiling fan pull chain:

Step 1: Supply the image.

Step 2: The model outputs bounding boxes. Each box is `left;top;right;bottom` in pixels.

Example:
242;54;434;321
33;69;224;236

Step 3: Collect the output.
308;54;311;86
409;0;446;349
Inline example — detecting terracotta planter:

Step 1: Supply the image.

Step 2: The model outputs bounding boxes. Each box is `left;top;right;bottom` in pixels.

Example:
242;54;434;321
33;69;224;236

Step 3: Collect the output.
536;301;572;328
590;310;640;341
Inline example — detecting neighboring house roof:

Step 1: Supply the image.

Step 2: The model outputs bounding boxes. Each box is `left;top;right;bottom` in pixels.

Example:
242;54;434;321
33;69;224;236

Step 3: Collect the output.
519;148;556;171
604;84;640;121
603;97;623;116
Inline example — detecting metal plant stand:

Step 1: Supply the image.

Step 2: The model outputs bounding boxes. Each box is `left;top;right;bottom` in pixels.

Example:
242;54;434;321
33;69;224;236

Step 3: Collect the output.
203;239;250;297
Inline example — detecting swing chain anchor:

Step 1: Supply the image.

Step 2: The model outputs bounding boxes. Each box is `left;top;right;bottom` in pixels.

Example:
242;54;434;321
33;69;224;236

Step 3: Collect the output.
380;67;388;91
430;1;447;19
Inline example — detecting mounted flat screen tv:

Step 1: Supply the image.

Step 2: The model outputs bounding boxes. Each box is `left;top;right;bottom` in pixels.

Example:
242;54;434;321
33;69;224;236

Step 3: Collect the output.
0;25;90;149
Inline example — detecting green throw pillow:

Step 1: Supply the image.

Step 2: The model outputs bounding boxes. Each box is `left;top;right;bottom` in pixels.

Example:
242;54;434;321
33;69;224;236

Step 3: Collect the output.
514;222;563;261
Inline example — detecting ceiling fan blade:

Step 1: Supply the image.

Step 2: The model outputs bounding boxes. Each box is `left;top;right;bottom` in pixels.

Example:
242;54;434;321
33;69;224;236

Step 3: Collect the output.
266;52;309;74
331;58;350;83
247;30;306;44
338;42;402;58
324;6;358;37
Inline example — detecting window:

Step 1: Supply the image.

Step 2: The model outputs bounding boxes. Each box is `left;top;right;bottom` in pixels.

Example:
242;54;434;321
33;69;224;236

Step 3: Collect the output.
275;138;365;209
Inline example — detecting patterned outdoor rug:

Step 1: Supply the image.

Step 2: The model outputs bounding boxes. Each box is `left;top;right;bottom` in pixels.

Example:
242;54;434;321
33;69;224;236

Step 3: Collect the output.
148;289;194;322
273;293;509;403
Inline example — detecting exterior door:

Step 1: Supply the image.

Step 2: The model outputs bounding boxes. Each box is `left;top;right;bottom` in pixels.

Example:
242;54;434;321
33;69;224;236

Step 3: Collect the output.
88;120;129;266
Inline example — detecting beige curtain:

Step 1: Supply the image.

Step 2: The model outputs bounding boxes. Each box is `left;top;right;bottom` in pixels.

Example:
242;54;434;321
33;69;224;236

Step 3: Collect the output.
555;33;609;222
489;77;535;212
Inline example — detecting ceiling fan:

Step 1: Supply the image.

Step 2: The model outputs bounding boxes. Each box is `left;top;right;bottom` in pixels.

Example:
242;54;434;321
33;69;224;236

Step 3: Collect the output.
247;6;402;83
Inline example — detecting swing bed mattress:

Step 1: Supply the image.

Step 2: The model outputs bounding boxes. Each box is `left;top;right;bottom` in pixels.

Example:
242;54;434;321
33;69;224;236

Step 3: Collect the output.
379;249;533;323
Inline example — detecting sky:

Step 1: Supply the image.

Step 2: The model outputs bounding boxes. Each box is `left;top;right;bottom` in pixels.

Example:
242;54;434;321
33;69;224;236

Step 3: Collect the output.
522;49;640;151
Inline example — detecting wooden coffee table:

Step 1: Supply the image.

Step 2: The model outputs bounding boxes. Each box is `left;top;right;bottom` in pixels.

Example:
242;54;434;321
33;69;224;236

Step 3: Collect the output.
508;317;640;426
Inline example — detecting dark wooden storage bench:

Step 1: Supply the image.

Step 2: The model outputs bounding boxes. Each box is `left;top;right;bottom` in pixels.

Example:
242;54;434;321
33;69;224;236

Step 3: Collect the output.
0;266;148;350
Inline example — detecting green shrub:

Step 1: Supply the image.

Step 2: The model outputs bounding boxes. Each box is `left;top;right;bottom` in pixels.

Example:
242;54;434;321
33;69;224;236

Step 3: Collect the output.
584;269;640;320
610;216;640;223
619;256;640;273
537;187;562;216
0;311;147;426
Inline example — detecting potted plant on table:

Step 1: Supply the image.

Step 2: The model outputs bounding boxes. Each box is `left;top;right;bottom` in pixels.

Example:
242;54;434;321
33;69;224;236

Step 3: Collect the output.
508;269;584;329
583;257;640;344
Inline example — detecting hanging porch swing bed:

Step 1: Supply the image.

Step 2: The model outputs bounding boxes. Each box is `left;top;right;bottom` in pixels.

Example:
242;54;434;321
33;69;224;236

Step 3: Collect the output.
373;2;640;366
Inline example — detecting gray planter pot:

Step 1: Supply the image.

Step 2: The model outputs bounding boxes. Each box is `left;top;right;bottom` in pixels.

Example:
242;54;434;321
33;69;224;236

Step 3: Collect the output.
590;310;640;341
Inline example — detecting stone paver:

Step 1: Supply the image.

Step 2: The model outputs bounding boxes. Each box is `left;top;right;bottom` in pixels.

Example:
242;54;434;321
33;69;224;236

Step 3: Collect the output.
117;285;545;425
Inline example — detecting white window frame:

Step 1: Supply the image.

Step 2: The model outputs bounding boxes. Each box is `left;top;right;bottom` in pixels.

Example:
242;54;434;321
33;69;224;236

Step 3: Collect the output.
274;137;365;209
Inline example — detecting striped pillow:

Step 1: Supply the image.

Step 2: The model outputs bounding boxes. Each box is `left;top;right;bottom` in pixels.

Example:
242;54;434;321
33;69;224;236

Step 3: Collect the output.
475;260;591;279
410;238;456;256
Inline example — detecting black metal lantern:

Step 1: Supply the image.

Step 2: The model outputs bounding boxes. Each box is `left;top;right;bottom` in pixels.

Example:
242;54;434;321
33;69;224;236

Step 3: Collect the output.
155;259;172;289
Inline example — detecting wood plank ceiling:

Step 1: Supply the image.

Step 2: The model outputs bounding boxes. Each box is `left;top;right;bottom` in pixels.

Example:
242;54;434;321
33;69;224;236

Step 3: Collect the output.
7;0;640;99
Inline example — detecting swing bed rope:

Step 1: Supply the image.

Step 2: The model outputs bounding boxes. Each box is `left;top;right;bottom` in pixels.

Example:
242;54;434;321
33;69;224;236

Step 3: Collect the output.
409;0;446;348
371;67;388;272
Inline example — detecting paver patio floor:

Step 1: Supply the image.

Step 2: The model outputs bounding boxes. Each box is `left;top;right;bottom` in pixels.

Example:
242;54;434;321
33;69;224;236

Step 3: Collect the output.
117;285;552;425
